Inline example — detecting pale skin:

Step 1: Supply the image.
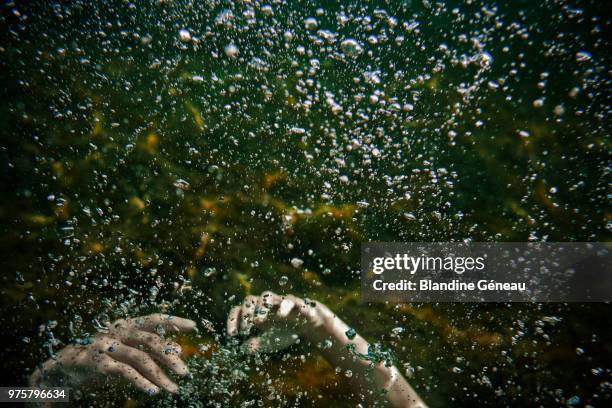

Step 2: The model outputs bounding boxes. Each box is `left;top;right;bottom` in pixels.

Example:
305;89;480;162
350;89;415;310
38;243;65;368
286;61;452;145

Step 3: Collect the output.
29;314;196;395
228;292;427;408
31;294;427;407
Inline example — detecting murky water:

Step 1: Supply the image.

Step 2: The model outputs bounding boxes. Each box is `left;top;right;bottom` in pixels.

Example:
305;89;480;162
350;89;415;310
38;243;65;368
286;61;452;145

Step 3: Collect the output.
1;0;610;406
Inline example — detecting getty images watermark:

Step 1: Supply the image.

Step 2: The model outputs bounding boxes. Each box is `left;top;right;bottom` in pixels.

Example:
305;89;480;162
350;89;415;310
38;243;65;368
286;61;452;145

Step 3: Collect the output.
361;243;612;302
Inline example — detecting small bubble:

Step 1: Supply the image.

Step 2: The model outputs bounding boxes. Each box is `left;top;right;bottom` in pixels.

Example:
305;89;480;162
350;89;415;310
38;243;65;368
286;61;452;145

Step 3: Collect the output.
224;44;239;58
575;51;592;62
178;29;191;42
340;39;363;56
173;179;190;190
304;17;318;30
553;105;565;116
345;328;356;340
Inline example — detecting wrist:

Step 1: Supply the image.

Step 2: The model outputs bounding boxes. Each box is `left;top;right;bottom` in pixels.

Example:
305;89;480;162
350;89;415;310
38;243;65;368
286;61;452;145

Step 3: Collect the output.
300;302;357;352
298;301;336;341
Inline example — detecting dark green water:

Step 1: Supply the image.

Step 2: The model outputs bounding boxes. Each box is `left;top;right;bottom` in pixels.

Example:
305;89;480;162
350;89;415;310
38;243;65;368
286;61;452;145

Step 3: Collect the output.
0;0;610;406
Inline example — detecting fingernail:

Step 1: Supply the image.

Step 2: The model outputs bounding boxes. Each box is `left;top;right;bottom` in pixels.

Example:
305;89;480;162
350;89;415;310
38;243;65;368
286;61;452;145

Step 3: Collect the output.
279;299;293;317
167;382;179;394
178;363;189;376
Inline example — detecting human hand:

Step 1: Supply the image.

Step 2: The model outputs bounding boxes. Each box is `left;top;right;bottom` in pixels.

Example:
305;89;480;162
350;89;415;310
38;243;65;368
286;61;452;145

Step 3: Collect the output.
226;292;330;353
30;313;196;395
227;293;427;407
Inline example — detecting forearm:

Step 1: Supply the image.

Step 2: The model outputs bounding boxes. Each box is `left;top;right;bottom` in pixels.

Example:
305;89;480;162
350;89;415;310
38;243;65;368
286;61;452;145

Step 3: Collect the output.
305;304;426;408
228;292;428;406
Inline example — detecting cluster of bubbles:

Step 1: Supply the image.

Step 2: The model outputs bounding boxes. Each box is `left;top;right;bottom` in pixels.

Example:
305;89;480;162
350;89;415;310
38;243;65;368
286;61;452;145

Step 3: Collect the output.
0;0;610;406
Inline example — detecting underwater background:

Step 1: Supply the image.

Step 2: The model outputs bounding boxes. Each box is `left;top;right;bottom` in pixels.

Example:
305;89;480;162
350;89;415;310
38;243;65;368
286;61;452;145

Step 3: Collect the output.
1;0;611;406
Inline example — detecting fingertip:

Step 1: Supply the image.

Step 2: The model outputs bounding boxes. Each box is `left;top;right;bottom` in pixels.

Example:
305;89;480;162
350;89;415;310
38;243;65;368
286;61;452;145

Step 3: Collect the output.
227;306;241;336
166;381;179;394
253;312;268;325
239;318;254;336
177;364;189;376
243;337;261;354
278;298;295;318
261;291;281;308
171;316;197;332
262;290;279;299
170;357;190;376
184;319;197;331
227;319;238;336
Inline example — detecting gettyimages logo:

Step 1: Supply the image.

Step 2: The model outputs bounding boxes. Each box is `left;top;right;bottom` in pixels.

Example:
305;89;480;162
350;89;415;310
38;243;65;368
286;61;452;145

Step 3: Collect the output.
372;254;485;275
361;242;612;303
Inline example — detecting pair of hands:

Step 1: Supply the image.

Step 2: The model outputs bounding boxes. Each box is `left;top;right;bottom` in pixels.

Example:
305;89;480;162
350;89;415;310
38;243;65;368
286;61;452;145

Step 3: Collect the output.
30;292;323;395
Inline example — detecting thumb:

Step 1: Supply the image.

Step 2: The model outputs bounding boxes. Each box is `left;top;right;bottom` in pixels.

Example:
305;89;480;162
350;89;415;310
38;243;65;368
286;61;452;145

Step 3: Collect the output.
243;337;263;354
244;328;300;354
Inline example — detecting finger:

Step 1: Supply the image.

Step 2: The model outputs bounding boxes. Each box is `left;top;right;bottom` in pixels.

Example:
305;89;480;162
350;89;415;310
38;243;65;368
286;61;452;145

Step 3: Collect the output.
253;296;270;326
99;354;160;396
278;298;296;318
240;296;258;335
243;337;262;354
245;329;301;354
286;295;320;325
123;331;189;376
107;342;178;393
132;313;197;334
260;291;282;309
275;295;318;328
227;306;241;337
